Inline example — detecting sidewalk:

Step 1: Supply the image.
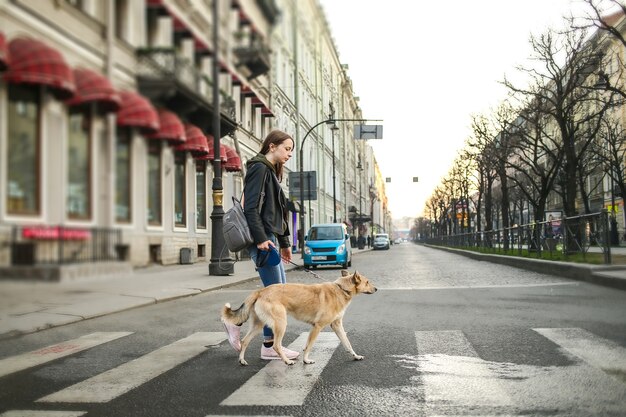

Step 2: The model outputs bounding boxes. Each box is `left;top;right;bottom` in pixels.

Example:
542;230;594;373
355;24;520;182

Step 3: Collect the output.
0;247;372;340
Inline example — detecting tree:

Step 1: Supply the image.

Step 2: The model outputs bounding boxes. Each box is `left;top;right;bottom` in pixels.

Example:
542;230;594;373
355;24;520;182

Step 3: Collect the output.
504;27;611;218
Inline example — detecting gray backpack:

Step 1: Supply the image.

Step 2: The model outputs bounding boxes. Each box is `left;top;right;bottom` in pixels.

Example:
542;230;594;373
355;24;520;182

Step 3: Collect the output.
223;172;267;252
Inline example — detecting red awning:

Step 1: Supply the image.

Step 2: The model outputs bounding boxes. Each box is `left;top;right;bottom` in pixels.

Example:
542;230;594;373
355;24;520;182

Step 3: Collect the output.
261;106;275;117
240;85;256;96
146;109;186;144
200;137;227;162
65;68;121;112
116;91;159;132
176;124;209;157
0;32;9;71
224;145;242;172
4;37;76;99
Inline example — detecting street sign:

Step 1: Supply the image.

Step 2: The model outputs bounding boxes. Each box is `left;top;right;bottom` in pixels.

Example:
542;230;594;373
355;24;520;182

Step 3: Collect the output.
289;171;317;200
354;125;383;140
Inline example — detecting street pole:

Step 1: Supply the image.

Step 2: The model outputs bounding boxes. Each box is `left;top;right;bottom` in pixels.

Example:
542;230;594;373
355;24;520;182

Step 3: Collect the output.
208;0;233;275
331;123;339;223
298;117;379;256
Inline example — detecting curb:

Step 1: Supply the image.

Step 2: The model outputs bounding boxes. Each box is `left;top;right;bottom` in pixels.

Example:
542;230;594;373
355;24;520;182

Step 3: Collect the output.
425;244;626;291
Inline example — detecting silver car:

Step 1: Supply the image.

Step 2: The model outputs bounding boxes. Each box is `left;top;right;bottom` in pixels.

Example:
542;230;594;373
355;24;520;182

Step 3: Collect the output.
372;233;390;250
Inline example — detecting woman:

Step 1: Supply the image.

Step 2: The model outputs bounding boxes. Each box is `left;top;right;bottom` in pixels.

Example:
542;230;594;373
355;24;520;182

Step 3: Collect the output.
223;130;300;361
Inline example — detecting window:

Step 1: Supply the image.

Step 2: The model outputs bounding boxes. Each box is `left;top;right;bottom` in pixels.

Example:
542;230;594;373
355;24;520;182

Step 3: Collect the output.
67;109;91;220
147;142;162;226
7;84;40;216
196;160;207;229
174;151;186;227
116;128;132;223
114;0;129;41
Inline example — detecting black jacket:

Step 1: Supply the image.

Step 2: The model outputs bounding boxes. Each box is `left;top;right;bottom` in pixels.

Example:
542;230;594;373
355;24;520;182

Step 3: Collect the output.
243;155;290;249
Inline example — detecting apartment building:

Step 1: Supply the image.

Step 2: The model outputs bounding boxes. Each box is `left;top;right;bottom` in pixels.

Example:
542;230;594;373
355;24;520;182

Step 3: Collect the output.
0;0;387;277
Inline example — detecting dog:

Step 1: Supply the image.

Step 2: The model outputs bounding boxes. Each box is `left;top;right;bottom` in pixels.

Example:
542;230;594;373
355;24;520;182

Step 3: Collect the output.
221;270;377;365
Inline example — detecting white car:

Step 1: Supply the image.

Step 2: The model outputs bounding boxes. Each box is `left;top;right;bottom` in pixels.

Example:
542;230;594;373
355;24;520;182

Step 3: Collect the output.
372;233;390;250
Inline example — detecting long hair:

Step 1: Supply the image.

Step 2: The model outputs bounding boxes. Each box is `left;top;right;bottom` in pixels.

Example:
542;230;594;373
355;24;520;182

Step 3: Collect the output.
259;130;293;181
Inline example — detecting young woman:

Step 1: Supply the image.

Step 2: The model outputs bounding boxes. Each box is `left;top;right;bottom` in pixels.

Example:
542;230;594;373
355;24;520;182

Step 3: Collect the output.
223;130;299;361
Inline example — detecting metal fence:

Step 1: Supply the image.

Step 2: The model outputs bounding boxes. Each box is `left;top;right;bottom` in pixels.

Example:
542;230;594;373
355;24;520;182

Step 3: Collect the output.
10;225;125;265
424;210;613;264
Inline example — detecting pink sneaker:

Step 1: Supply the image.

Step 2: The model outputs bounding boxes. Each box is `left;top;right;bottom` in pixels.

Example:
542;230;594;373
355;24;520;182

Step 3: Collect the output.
222;321;241;352
261;345;300;360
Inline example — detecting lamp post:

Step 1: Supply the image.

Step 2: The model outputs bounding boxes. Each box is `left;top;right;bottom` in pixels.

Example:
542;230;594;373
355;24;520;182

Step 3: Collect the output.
356;158;364;249
208;0;233;275
298;117;380;255
331;122;339;223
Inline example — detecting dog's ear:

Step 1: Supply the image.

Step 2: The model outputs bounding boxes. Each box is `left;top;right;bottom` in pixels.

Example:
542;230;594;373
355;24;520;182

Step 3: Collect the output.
341;269;350;277
351;270;362;285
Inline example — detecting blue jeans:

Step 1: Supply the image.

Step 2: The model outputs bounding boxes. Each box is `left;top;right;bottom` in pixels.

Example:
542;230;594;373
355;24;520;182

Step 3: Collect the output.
248;237;286;340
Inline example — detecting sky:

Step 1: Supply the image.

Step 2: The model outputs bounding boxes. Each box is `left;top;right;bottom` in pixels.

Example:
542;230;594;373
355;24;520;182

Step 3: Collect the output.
319;0;592;219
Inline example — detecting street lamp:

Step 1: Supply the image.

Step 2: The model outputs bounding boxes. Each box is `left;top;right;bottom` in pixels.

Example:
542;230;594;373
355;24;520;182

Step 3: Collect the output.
297;116;381;255
356;158;364;248
330;122;339;223
208;0;233;275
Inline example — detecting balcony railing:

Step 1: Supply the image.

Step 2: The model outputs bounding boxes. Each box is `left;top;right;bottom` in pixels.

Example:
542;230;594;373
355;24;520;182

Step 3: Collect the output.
233;39;271;79
136;48;236;119
10;225;126;265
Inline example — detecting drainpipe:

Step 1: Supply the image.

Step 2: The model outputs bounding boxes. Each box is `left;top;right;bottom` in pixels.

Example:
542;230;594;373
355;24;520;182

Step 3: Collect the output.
106;0;115;228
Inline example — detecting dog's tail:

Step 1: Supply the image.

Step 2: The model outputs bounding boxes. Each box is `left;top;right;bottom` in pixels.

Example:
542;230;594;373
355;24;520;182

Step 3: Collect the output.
221;290;260;326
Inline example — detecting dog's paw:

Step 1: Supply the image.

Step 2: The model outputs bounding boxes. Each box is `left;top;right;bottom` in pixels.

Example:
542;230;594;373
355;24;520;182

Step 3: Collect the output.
239;358;249;366
303;358;316;364
284;359;295;365
352;354;364;361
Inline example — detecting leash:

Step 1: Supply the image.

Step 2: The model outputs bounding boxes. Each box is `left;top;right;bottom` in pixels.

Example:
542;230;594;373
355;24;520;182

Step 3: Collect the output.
281;257;324;280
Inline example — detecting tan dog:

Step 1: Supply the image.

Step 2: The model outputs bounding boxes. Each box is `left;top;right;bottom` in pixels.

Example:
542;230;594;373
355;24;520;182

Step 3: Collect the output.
221;270;377;365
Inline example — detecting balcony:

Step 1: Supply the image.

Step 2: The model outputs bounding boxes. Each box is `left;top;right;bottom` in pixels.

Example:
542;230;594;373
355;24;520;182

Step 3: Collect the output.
233;38;271;80
136;48;237;136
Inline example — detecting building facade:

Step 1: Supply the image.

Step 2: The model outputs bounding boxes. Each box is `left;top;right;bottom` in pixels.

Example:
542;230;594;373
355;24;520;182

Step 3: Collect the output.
0;0;389;274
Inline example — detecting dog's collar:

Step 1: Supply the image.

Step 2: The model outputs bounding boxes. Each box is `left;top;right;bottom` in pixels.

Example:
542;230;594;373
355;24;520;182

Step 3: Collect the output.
335;283;352;296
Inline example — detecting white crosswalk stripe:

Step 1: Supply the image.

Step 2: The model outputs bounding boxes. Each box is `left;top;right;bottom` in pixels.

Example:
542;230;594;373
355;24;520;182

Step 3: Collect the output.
37;332;225;403
0;332;133;379
220;332;340;406
0;412;87;417
533;327;626;381
0;410;87;417
414;330;514;411
412;329;626;416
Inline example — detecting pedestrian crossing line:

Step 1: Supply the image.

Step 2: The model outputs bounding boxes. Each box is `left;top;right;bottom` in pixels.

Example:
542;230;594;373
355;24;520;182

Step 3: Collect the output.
533;328;626;381
0;411;86;417
37;332;225;404
220;332;340;407
415;330;514;409
0;332;133;379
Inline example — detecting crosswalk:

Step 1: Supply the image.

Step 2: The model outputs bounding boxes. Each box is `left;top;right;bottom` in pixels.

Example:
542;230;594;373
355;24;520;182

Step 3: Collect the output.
1;328;625;416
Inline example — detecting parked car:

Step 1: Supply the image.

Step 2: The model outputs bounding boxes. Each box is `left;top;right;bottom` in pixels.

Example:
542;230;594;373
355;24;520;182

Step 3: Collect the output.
372;233;390;250
303;223;352;269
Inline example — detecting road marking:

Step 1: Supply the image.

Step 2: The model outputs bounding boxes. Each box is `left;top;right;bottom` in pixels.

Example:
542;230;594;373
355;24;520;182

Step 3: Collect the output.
534;327;626;380
0;411;86;417
0;332;133;378
382;282;578;290
220;332;340;406
37;332;225;403
415;330;513;410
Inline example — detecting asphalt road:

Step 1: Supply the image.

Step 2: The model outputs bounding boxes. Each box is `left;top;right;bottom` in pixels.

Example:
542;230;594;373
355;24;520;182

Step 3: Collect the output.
1;243;625;416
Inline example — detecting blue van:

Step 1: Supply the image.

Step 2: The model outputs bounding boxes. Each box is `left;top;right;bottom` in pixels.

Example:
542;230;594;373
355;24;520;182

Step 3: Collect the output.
303;223;352;269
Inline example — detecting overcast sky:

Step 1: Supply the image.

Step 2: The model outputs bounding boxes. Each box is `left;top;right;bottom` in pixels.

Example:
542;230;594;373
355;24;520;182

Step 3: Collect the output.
319;0;591;219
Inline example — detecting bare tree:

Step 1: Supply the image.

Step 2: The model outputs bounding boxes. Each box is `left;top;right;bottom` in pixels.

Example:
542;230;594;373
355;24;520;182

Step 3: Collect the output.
466;113;499;234
504;27;612;218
